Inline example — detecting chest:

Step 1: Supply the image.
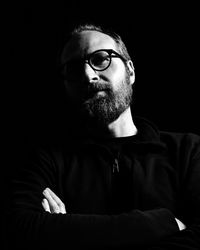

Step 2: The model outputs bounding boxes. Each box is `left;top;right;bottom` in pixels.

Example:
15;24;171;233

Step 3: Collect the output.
58;149;178;214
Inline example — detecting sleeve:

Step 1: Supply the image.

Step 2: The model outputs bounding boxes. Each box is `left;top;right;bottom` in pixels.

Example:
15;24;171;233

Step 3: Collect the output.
148;134;200;250
5;146;179;250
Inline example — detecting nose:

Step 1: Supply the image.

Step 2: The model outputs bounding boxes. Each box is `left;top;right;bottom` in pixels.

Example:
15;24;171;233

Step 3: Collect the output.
82;63;100;84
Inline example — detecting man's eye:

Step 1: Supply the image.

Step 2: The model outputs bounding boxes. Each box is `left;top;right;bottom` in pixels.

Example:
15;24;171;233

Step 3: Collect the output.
91;54;109;66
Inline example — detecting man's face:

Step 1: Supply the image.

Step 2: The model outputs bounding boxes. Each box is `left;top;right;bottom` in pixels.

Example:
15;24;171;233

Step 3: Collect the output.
62;31;135;125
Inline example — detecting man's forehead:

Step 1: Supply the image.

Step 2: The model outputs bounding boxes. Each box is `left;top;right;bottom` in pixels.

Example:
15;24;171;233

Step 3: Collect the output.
62;31;117;60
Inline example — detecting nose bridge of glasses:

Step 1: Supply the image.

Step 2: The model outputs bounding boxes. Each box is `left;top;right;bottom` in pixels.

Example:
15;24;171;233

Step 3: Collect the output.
84;61;97;75
84;52;96;68
83;58;96;72
82;60;100;82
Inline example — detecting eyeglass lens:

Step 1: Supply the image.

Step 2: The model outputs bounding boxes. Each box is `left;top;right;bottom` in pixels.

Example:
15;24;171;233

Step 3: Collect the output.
90;51;111;70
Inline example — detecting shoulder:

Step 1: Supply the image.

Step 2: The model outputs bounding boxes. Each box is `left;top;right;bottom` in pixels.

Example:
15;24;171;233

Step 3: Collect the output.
160;131;200;159
160;130;200;145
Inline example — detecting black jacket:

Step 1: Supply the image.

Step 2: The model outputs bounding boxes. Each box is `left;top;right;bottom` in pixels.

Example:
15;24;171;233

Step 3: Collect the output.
5;117;200;249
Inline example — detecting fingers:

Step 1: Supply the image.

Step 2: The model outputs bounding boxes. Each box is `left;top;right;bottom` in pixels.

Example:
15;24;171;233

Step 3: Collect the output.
42;188;66;214
43;189;60;213
175;218;186;231
42;198;51;213
47;188;66;214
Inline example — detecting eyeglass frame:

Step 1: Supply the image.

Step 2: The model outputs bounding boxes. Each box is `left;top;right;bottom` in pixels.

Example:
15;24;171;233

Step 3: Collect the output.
60;49;127;75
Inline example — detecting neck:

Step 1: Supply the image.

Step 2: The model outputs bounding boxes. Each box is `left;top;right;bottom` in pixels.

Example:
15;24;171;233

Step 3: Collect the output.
107;107;137;138
83;107;137;138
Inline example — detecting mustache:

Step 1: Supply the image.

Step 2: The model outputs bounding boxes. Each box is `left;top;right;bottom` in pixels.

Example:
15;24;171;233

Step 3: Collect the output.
86;82;111;94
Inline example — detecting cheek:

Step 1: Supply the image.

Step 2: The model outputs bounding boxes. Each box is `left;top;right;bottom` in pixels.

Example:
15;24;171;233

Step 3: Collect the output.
101;62;126;86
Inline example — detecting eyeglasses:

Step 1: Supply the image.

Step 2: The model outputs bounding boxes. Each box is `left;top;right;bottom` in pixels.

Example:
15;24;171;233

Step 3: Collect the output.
61;49;126;78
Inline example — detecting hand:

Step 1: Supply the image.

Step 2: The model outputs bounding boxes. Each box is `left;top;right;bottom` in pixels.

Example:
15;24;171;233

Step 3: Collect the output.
175;218;186;231
42;187;67;214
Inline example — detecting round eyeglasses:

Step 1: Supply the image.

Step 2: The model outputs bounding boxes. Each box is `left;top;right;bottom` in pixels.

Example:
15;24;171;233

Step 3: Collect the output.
61;49;126;79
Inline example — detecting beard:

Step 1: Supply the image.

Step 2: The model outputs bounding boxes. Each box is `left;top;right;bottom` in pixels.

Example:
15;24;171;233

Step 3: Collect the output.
80;71;133;126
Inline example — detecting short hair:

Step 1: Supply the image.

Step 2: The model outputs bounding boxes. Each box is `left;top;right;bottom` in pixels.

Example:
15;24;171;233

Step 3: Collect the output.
58;23;132;68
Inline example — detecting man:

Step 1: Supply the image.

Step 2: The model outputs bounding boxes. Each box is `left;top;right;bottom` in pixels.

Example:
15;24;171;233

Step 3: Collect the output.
6;23;200;249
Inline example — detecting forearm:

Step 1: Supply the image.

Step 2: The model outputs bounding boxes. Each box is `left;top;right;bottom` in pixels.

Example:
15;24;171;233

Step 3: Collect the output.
7;208;179;249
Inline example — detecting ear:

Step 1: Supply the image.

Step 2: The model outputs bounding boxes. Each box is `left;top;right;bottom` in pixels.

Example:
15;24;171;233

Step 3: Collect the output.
126;60;135;85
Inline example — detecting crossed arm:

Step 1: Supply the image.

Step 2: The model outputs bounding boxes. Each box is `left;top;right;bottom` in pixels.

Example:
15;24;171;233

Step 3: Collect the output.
42;187;186;231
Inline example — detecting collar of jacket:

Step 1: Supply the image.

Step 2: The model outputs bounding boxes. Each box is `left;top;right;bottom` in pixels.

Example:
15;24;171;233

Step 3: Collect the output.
68;116;167;153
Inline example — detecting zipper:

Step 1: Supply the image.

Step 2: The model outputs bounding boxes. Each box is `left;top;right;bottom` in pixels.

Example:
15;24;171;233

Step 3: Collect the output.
113;158;119;173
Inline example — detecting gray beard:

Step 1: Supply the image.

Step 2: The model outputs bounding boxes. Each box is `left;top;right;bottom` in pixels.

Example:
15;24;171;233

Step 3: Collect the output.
81;75;133;126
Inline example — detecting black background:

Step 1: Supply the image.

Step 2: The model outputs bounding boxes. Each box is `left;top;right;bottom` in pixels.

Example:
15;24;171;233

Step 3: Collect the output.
2;4;200;248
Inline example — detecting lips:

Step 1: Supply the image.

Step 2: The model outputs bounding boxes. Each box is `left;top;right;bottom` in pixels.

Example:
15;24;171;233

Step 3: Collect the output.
87;88;108;98
82;82;111;99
